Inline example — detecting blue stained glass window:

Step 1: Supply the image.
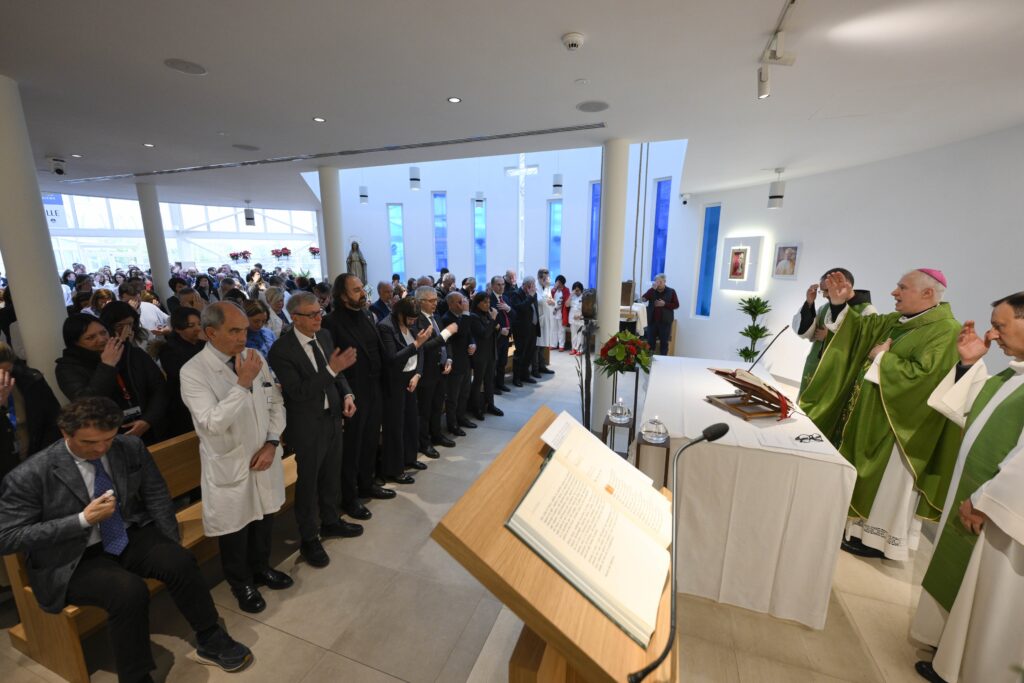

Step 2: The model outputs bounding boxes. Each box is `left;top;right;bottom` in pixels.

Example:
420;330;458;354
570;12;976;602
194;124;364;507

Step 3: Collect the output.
650;179;672;277
387;203;405;279
473;200;486;289
588;181;601;288
695;205;721;317
548;199;563;275
432;192;448;270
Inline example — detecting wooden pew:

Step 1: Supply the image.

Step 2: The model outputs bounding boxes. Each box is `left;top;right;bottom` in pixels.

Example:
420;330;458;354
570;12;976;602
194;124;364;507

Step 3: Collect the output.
2;432;298;683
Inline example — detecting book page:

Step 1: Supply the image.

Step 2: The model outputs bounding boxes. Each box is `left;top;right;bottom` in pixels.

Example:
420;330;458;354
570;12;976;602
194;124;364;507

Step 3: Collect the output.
542;411;653;488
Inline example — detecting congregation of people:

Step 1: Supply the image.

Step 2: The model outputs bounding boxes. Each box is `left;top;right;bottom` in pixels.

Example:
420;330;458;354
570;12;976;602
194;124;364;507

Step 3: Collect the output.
0;259;590;682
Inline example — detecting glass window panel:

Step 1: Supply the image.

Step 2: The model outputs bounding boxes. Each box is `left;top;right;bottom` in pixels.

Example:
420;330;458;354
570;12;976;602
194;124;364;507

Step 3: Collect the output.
473;201;487;288
208;215;239;232
433;192;448;270
264;209;292;231
695;205;721;317
388;203;405;278
650;179;672;277
289;210;315;234
548;199;562;276
588;182;601;288
72;195;110;229
180;204;208;230
159;204;175;230
108;198;143;230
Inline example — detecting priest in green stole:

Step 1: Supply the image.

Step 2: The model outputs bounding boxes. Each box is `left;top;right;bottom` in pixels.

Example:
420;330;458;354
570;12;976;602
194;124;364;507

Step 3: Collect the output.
791;267;877;397
911;293;1024;683
799;269;962;560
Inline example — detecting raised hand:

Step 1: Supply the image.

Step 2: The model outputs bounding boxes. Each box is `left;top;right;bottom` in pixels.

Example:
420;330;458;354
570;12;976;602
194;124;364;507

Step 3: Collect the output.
444;322;458;336
414;326;432;348
83;490;117;525
957;320;990;366
806;283;819;305
329;346;357;373
824;272;852;305
100;337;125;367
489;308;497;320
235;350;263;388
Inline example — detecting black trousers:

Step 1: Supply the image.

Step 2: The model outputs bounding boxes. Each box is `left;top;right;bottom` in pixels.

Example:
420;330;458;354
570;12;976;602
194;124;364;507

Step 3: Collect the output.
512;332;537;380
342;378;383;506
471;351;496;413
292;411;343;540
381;372;419;476
217;514;273;589
646;319;672;355
445;370;471;429
494;333;510;387
65;525;219;683
417;368;445;447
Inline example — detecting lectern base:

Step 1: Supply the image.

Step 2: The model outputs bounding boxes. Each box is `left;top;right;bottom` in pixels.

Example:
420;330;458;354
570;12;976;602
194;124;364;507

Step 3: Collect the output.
510;625;586;683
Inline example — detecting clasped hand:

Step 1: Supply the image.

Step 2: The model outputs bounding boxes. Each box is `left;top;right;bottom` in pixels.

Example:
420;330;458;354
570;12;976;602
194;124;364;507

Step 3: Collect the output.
83;491;117;525
959;499;988;535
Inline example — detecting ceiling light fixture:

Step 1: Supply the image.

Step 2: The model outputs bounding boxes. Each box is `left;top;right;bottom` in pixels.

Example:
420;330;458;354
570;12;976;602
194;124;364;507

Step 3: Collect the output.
576;100;610;113
143;143;155;148
70;154;83;159
757;66;771;100
244;199;256;226
474;191;485;207
767;168;785;209
409;166;421;191
552;173;563;197
163;58;208;76
312;116;326;123
447;96;462;103
359;185;369;204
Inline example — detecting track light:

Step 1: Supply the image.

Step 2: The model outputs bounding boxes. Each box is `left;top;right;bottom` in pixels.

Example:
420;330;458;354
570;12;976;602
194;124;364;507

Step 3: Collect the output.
359;186;368;204
474;191;485;207
767;168;785;209
552;173;563;197
757;66;770;100
409;166;421;191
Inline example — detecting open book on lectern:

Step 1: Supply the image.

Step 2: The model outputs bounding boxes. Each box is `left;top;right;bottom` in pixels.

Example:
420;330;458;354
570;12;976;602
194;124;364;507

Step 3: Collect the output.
506;411;671;646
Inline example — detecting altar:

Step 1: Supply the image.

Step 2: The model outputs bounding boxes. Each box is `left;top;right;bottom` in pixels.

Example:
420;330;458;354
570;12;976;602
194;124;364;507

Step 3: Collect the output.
635;355;856;629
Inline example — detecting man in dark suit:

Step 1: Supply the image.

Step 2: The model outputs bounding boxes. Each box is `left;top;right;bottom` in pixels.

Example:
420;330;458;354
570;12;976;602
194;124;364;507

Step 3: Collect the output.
413;286;457;456
489;276;514;393
441;292;476;435
368;281;393;323
268;292;361;569
510;276;541;387
322;274;394;520
641;274;679;355
0;398;252;682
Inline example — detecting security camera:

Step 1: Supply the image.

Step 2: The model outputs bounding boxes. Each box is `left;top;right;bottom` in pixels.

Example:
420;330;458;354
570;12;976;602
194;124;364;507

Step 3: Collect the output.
48;157;66;176
681;193;692;205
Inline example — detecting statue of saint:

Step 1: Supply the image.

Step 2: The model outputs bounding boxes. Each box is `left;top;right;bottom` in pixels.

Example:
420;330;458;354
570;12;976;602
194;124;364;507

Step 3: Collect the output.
346;240;367;283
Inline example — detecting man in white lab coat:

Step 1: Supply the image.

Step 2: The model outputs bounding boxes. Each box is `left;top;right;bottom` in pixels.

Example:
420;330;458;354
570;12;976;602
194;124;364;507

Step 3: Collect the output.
181;302;292;615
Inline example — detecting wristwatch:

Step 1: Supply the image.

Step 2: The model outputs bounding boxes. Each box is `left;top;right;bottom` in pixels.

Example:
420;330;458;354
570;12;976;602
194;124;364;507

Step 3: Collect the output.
265;439;280;448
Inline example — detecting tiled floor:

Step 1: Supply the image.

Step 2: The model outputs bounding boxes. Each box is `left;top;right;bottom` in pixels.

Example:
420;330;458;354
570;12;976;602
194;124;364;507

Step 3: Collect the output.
0;351;935;682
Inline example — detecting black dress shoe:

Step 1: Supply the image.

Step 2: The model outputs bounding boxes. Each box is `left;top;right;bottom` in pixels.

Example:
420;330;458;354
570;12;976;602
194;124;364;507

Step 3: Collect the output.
420;445;441;458
487;405;504;416
321;519;364;537
524;377;537;384
530;371;542;378
253;568;293;590
387;473;416;484
915;661;949;683
300;539;331;567
493;386;505;394
359;485;396;499
432;436;456;448
344;504;372;520
472;411;485;421
840;536;886;559
512;380;523;387
230;585;266;614
407;461;427;470
458;419;477;429
540;368;555;375
449;427;467;437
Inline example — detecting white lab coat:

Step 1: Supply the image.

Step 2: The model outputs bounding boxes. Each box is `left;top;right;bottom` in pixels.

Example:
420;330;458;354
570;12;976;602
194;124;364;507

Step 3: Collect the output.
180;345;286;536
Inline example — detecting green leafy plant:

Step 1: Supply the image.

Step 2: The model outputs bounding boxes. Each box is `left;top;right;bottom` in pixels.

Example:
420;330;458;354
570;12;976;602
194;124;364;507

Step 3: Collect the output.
737;295;772;362
593;331;652;377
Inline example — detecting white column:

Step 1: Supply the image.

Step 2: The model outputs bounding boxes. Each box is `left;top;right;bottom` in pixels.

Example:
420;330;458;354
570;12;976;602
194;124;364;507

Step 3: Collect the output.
136;183;172;302
317;167;345;283
315;209;328;281
0;75;69;398
591;139;631;431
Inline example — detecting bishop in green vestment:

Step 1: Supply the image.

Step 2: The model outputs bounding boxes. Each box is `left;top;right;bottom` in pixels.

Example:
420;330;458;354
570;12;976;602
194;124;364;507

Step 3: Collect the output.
800;269;962;560
791;267;877;397
911;293;1024;683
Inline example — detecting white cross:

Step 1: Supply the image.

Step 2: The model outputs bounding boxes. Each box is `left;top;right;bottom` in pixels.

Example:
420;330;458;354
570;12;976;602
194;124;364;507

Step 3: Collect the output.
504;153;538;280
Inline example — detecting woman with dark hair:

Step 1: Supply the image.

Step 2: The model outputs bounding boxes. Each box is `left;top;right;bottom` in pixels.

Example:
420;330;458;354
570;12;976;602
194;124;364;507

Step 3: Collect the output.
194;274;217;302
55;313;167;444
112;271;127;288
0;342;61;478
377;296;432;483
243;299;275;355
158;306;205;437
83;288;115;317
99;301;149;349
468;291;502;420
246;268;265;299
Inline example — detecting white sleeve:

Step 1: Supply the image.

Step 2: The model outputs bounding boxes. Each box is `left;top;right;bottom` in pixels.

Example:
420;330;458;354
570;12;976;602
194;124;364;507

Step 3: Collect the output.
864;350;883;385
926;361;989;428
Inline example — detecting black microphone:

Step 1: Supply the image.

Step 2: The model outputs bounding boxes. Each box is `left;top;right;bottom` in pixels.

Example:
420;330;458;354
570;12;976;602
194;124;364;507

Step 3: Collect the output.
628;423;730;683
747;326;789;373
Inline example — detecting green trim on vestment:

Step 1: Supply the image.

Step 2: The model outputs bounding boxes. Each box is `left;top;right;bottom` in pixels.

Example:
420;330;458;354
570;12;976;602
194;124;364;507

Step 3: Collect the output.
799;304;962;522
921;370;1024;611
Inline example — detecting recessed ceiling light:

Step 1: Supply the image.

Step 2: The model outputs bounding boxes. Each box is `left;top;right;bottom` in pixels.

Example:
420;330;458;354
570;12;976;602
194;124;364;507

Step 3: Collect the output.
574;78;590;86
143;143;155;148
163;58;208;76
312;116;326;123
70;154;83;159
447;96;462;103
576;100;609;113
232;144;261;151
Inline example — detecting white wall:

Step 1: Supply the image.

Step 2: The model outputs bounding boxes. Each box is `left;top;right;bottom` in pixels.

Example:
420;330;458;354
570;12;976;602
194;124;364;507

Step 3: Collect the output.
669;123;1024;373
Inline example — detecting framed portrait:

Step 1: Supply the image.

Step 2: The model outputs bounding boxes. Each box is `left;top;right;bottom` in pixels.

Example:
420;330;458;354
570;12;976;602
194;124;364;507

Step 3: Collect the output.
772;243;801;280
728;247;750;281
719;236;763;292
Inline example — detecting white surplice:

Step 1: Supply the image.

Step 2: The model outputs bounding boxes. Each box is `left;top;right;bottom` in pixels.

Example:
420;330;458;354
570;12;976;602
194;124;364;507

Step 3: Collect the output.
537;290;560;348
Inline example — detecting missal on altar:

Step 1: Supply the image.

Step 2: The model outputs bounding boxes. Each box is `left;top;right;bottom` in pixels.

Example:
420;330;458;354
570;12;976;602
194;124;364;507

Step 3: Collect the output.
507;415;671;646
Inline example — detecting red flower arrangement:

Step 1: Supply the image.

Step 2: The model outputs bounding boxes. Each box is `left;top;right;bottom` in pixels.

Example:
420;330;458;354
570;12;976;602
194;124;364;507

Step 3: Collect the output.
593;331;652;377
308;246;320;256
271;247;292;259
229;250;252;262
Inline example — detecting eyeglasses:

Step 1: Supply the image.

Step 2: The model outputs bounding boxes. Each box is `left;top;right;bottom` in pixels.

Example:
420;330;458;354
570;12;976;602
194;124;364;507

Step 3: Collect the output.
292;309;325;319
795;433;824;443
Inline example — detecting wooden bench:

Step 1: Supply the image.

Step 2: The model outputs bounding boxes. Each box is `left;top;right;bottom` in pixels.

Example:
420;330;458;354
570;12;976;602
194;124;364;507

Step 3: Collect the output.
2;432;298;683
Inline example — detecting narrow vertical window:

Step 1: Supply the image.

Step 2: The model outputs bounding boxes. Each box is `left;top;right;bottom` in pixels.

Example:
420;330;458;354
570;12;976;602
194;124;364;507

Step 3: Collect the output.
588;181;601;288
695;205;721;317
432;191;448;271
547;199;563;275
473;199;487;289
649;178;672;277
387;203;405;279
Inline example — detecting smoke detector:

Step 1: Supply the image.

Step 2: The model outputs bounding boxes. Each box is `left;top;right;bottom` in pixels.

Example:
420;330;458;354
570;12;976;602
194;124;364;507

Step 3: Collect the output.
562;32;585;51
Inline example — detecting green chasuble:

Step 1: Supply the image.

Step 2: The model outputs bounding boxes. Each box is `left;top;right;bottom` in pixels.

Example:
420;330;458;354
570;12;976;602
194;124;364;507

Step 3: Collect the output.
921;370;1024;611
799;303;962;521
798;300;875;397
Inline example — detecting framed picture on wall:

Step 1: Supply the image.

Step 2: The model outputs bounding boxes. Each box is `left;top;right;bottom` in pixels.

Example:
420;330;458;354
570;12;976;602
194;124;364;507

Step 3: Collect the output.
772;242;801;280
728;246;750;281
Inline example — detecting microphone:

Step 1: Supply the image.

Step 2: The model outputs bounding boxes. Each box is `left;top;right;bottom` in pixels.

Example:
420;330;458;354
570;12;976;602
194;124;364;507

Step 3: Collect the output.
747;326;789;373
628;423;730;683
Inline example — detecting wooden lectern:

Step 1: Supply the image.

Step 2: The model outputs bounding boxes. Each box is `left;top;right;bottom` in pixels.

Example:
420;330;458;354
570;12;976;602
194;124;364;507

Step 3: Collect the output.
431;407;676;683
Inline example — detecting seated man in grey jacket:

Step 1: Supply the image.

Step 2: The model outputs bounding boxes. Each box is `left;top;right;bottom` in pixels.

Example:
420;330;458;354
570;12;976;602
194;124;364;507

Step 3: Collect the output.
0;397;252;683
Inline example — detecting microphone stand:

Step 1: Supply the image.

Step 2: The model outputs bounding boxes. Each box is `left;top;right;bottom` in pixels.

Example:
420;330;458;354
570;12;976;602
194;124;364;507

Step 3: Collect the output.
747;326;789;373
627;423;729;683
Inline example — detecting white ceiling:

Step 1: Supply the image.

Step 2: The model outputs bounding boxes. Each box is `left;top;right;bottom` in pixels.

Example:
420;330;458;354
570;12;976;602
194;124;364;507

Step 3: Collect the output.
2;0;1023;210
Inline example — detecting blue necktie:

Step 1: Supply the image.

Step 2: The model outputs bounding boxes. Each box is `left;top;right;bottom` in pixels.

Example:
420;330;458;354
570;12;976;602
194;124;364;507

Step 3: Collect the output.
89;460;130;556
